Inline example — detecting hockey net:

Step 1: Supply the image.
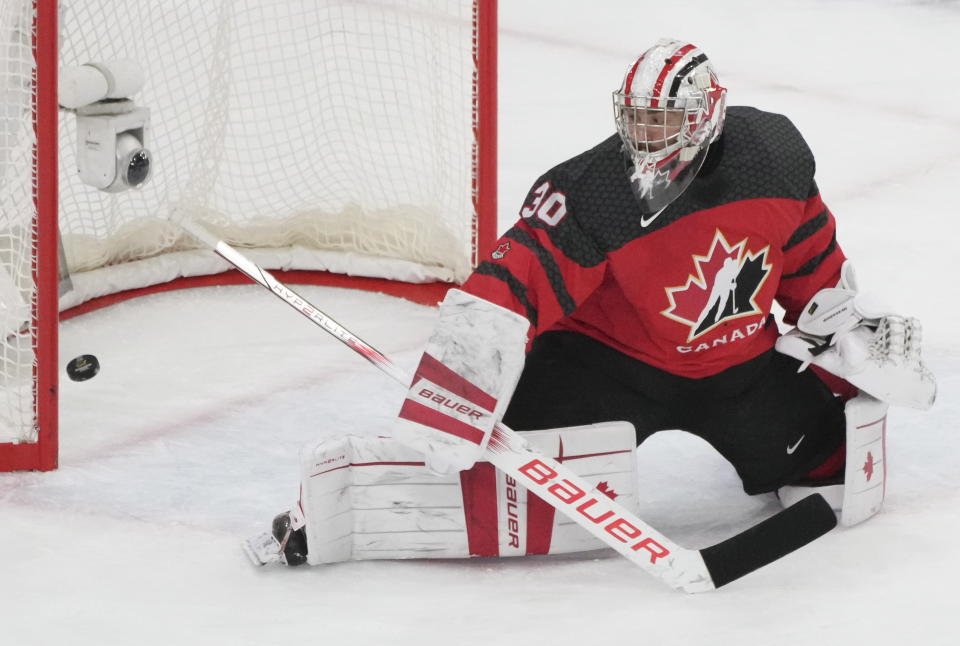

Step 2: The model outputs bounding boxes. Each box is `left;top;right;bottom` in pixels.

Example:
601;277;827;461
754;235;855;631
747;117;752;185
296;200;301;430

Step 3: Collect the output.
0;0;497;469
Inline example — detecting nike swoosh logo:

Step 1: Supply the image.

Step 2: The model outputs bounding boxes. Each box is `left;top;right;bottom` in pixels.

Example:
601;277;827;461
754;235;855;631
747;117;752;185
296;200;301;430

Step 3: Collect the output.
786;435;806;455
640;207;667;228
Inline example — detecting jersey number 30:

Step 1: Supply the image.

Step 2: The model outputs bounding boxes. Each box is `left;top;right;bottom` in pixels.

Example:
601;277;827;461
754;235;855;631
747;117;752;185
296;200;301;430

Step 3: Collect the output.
521;181;567;227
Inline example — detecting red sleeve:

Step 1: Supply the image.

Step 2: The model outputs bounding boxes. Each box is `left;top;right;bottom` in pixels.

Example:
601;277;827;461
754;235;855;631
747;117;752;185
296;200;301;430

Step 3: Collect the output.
776;188;847;325
462;179;608;338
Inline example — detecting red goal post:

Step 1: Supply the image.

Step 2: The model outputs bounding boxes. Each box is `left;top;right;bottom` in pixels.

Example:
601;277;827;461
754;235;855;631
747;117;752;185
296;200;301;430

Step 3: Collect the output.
0;0;498;471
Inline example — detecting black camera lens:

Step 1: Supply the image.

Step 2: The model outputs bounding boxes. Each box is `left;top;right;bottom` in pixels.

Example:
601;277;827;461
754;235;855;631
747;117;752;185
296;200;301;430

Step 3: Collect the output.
125;150;150;187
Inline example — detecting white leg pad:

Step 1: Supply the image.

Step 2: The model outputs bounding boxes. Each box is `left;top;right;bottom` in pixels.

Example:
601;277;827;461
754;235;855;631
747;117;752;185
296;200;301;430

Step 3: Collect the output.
841;394;889;527
297;422;639;565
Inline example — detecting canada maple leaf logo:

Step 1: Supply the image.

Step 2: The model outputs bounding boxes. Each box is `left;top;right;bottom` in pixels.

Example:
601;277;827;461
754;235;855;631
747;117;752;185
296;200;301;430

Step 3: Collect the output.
661;230;772;342
596;481;619;500
491;241;511;260
862;451;875;482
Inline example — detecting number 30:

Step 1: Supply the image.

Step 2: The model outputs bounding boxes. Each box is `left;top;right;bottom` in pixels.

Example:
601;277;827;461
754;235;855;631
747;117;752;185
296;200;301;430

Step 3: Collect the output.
521;181;567;227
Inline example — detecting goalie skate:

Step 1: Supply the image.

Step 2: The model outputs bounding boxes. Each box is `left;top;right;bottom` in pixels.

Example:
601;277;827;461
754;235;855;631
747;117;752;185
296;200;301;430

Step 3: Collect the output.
243;512;308;566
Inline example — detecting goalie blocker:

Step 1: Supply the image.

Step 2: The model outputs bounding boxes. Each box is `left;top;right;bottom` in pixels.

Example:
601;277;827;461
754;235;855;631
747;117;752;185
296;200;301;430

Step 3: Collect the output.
246;422;641;566
394;289;529;475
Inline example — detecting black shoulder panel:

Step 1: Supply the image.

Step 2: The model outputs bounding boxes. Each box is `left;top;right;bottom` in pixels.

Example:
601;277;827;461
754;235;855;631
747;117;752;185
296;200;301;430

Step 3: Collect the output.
698;106;815;207
517;136;619;268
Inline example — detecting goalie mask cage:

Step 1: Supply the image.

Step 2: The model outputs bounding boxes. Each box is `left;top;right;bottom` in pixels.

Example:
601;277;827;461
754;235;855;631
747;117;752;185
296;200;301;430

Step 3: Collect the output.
0;0;497;471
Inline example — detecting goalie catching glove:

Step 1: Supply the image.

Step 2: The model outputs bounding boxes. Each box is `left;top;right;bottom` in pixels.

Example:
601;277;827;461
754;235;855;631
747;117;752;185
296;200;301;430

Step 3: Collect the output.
394;289;529;474
776;261;936;409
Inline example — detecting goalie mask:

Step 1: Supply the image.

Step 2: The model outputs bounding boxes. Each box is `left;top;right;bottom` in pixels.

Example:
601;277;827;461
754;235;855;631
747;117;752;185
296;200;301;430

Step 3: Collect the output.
613;39;727;217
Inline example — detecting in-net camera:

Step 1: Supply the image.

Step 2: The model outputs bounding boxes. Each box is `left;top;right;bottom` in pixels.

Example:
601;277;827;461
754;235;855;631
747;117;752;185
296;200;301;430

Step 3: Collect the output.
60;60;151;192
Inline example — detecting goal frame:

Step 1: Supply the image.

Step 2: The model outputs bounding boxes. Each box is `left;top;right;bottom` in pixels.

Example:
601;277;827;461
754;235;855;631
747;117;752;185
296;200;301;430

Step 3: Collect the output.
0;0;498;472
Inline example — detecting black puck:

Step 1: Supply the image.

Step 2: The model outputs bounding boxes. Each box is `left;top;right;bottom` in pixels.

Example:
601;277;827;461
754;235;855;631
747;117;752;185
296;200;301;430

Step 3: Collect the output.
66;354;100;382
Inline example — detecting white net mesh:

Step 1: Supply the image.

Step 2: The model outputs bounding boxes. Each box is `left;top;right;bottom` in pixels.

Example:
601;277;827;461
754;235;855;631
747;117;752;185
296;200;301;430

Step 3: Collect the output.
59;0;477;289
0;0;37;444
1;0;483;445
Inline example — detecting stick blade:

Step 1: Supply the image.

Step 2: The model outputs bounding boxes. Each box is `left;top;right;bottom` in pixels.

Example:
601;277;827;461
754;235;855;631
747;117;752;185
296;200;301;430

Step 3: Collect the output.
700;493;837;589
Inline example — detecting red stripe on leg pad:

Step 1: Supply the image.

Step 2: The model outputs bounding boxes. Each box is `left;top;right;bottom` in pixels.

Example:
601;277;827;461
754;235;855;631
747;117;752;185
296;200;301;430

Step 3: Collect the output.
399;399;487;445
460;462;500;557
414;353;497;412
525;491;557;555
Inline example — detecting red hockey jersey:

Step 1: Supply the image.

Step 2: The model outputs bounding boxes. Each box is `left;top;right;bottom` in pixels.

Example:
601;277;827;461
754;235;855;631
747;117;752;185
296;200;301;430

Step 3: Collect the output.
463;106;846;378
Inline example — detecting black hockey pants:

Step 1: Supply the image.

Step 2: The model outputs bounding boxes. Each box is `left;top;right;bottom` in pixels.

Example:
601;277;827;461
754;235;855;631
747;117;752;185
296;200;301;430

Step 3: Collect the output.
501;331;846;494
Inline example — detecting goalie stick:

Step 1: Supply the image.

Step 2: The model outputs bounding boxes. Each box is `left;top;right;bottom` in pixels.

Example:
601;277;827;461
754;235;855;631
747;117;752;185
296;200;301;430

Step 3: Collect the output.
181;220;837;593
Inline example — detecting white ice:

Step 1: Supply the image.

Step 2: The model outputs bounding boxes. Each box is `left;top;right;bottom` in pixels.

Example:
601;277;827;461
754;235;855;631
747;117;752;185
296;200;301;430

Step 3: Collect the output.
3;0;960;644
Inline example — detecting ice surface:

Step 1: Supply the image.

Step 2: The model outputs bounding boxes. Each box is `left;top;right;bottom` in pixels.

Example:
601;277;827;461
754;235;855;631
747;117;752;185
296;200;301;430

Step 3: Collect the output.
2;1;959;644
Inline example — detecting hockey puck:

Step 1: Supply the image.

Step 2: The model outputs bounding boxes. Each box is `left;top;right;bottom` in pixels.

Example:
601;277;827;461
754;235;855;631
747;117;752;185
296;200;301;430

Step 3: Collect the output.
66;354;100;382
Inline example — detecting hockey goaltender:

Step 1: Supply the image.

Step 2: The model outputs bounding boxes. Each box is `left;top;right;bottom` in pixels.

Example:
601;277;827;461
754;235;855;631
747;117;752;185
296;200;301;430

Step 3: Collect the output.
246;38;936;584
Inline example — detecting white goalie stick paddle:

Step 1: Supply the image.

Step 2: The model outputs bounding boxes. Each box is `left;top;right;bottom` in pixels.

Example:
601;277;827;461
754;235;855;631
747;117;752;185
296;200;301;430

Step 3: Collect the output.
181;220;837;592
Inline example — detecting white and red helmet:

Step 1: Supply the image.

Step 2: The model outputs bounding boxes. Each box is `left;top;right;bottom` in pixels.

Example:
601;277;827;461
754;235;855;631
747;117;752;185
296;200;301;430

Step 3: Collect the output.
613;39;727;215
